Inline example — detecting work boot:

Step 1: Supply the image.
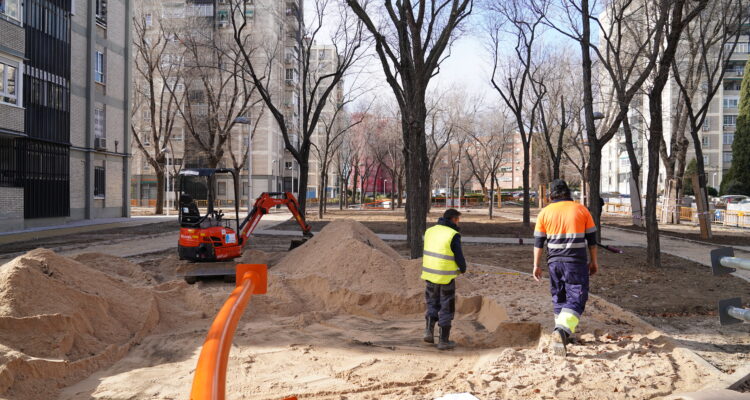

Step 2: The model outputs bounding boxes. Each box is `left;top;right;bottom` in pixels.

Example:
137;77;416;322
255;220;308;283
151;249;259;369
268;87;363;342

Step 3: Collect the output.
423;317;437;344
551;328;568;358
437;326;456;350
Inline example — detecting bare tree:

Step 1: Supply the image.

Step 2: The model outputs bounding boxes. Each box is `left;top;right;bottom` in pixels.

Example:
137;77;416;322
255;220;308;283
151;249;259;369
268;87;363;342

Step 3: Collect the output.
486;0;544;227
175;18;256;171
313;97;367;218
230;0;366;214
671;0;748;232
131;9;184;214
531;50;579;181
540;0;669;237
346;0;473;258
466;109;512;218
643;0;709;267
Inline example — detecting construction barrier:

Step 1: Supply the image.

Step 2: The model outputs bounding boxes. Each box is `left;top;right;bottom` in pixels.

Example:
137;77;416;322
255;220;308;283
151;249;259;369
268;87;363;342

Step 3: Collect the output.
602;202;750;229
710;247;750;325
190;264;277;400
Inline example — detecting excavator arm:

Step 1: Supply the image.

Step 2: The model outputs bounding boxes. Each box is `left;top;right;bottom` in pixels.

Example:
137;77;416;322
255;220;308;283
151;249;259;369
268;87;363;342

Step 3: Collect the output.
238;192;312;245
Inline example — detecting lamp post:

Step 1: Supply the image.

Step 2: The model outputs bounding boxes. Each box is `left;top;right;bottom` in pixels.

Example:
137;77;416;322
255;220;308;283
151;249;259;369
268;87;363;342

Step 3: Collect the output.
161;146;171;216
456;156;462;210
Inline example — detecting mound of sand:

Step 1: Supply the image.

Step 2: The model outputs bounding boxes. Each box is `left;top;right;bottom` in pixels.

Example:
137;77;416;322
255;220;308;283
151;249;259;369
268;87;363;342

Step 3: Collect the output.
262;220;426;317
73;253;157;285
0;249;159;400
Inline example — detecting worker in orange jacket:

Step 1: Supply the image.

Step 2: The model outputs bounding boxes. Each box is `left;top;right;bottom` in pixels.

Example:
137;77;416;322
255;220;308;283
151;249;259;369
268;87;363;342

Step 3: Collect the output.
533;179;599;357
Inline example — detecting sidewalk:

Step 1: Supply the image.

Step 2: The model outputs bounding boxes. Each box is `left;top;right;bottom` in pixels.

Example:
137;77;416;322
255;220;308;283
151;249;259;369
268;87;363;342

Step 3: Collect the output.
0;216;175;245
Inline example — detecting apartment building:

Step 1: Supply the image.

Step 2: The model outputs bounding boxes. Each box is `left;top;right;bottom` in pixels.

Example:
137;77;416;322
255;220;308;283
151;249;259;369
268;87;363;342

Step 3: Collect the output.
0;0;130;233
601;35;750;196
305;43;344;200
130;0;315;208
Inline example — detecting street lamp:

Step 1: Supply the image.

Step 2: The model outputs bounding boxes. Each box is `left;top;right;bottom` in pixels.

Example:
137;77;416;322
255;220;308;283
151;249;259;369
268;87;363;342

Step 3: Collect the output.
456;156;462;210
233;116;252;210
161;146;171;216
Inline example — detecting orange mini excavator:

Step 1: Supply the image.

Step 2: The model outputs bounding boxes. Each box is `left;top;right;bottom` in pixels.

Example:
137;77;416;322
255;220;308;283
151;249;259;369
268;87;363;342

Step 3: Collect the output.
177;168;312;263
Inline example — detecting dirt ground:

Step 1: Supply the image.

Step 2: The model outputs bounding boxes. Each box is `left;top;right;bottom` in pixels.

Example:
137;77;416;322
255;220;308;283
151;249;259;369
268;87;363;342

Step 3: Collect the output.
0;221;180;258
427;243;750;374
1;209;748;399
51;222;720;399
271;209;535;238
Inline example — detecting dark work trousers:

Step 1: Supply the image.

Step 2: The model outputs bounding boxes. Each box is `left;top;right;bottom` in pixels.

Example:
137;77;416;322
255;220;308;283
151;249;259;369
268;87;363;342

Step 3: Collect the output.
548;261;589;316
425;280;456;327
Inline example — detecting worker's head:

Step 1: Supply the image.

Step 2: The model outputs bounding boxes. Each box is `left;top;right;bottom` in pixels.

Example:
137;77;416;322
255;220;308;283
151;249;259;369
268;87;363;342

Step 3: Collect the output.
443;208;461;225
550;179;571;201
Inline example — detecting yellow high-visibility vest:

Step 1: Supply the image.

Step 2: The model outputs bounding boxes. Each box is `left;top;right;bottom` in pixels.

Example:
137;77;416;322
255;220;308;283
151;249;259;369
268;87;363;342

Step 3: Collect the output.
421;224;459;284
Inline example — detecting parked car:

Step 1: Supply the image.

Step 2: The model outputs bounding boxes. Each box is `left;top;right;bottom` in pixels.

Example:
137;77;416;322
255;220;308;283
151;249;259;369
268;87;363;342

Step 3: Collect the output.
716;195;749;209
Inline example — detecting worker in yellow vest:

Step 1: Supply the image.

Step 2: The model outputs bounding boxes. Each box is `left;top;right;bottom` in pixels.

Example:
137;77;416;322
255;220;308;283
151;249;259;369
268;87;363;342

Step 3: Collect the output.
421;208;467;350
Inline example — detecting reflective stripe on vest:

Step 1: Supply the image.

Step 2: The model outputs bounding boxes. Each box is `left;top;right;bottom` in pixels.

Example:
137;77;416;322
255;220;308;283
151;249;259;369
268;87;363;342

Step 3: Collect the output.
421;224;459;284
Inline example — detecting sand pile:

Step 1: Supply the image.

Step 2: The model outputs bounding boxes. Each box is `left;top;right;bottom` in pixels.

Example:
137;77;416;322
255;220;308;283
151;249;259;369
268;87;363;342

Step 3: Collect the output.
261;220;426;318
0;249;160;400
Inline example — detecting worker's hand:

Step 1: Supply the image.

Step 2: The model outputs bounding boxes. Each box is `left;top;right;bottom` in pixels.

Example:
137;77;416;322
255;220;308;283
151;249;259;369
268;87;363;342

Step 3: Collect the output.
588;261;599;276
533;265;542;282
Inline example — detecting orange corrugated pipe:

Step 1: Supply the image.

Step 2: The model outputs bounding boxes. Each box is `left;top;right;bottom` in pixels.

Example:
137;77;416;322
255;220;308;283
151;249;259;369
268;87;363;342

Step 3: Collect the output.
190;264;269;400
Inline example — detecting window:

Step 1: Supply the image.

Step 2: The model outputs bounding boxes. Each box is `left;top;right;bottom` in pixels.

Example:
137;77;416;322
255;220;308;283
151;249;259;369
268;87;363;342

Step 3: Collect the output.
94;106;106;138
701;135;710;147
0;0;20;21
725;81;742;91
95;0;107;24
143;109;151;121
702;118;710;131
142;130;151;145
703;155;709;165
723;97;739;108
173;128;183;141
0;60;19;105
95;51;106;84
724;133;734;145
724;115;737;127
318;49;327;59
724;152;733;163
217;181;227;196
94;166;106;197
145;13;153;27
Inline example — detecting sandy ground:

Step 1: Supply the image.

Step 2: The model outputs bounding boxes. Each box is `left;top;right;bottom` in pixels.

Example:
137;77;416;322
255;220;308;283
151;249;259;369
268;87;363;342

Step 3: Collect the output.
0;210;748;399
13;221;718;399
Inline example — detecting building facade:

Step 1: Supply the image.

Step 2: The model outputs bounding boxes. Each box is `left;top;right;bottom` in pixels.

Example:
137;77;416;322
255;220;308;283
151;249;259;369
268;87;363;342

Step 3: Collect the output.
0;0;130;233
129;0;343;209
599;7;749;196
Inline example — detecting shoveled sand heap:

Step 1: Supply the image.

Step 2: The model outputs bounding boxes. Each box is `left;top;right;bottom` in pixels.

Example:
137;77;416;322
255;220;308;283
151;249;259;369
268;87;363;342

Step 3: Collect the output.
0;249;159;400
0;220;719;399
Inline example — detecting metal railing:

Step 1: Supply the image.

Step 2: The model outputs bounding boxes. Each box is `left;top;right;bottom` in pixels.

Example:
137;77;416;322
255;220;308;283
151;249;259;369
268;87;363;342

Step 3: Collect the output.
190;264;275;400
711;247;750;325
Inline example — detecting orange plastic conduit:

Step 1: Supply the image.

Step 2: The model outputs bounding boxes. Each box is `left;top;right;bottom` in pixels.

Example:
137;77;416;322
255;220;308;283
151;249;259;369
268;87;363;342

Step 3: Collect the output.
190;264;268;400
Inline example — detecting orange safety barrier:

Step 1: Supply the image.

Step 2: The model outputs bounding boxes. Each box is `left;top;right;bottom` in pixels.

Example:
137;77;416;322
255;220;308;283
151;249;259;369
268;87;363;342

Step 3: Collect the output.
190;264;268;400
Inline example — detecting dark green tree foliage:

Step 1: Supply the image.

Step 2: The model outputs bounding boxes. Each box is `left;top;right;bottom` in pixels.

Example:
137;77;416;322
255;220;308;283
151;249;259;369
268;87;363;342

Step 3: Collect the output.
722;59;750;195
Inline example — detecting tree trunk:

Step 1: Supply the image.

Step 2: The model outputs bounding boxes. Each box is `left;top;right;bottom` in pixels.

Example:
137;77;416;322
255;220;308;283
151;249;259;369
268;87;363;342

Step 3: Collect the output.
351;168;359;205
402;111;430;259
623;118;643;227
588;146;603;241
297;161;310;215
689;126;711;226
489;172;495;219
155;168;165;215
521;142;531;227
318;176;325;219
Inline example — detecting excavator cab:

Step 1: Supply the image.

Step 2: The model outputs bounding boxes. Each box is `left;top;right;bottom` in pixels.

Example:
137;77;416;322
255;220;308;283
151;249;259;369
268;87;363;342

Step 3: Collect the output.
178;168;243;262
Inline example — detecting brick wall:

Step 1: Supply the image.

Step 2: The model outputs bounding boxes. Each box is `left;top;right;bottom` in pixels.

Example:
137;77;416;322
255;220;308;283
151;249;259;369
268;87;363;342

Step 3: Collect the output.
0;103;24;133
0;186;24;232
0;19;25;55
